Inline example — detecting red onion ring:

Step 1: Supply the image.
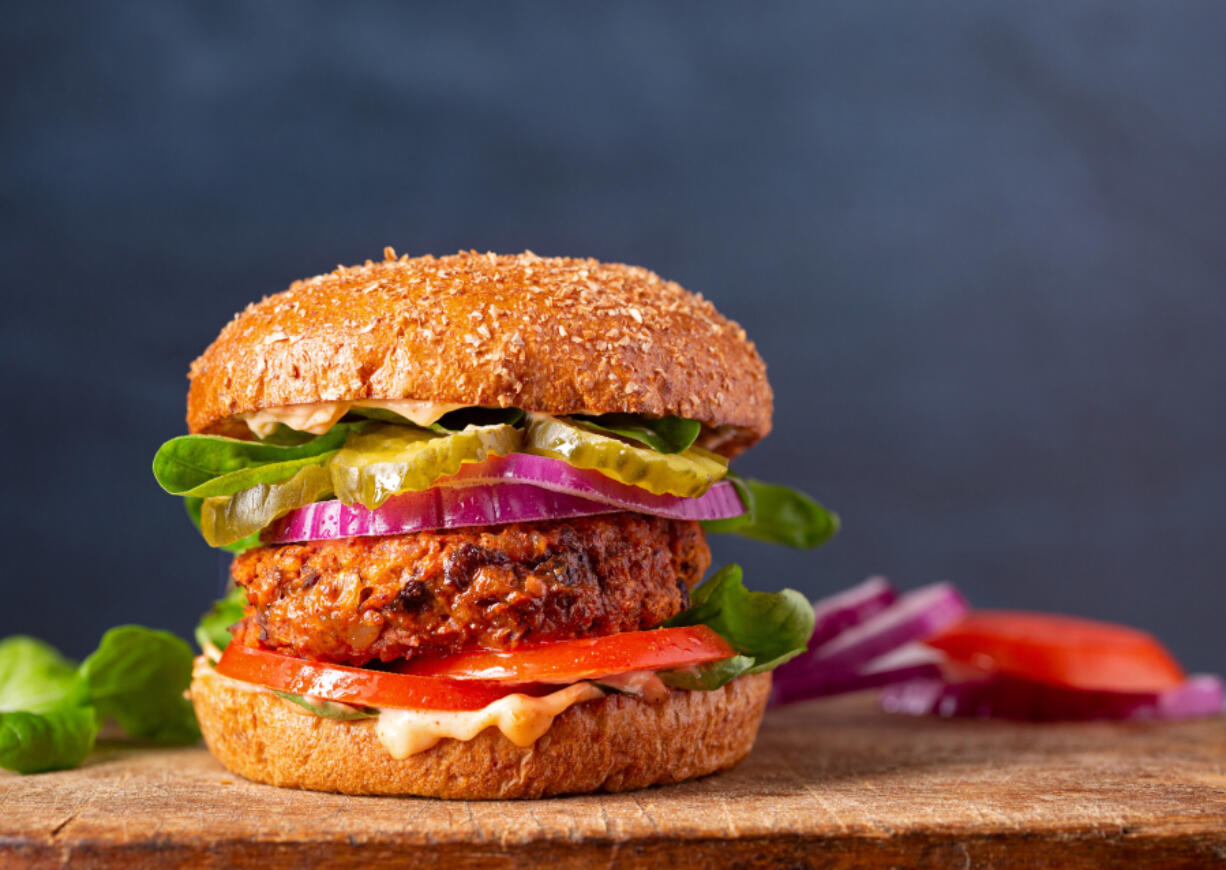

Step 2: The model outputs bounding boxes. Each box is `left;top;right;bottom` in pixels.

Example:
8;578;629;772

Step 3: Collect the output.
770;643;945;707
770;582;968;706
434;453;740;515
809;575;898;649
263;455;745;543
773;582;969;696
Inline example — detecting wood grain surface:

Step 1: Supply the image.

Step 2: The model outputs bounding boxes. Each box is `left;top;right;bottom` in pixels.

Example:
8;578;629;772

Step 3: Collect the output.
2;695;1224;868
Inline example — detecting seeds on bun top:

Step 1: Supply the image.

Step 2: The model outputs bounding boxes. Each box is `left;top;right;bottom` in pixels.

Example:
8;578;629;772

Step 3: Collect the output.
187;249;773;454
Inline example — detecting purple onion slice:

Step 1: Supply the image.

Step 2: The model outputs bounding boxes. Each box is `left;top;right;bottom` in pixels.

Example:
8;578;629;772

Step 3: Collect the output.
805;582;968;673
770;581;968;706
809;575;898;649
771;642;945;707
264;454;745;543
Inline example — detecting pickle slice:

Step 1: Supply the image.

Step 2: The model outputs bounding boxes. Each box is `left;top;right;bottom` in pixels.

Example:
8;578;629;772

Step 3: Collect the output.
329;423;522;508
200;463;333;547
525;416;727;497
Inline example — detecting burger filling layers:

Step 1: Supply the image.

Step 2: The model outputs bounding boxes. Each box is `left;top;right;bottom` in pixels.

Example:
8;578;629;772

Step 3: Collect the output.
159;407;838;758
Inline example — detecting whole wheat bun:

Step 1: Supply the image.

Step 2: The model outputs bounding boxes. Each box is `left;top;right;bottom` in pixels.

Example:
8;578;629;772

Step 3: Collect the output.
187;250;772;454
192;668;771;799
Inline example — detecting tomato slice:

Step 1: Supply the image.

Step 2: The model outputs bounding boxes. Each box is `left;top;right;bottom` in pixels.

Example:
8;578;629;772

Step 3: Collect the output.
215;644;531;711
926;611;1186;693
399;625;736;682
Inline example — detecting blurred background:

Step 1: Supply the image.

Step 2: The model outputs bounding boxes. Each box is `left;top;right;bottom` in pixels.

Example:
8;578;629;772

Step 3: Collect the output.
3;2;1224;672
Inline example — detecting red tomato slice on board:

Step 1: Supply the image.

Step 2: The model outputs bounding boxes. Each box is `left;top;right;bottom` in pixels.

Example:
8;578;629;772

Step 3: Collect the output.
399;625;736;682
926;611;1186;693
215;644;532;711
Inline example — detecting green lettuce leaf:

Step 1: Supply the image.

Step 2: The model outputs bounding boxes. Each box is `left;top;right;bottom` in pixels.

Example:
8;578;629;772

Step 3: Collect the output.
257;424;323;446
274;692;377;720
571;414;701;454
702;475;839;549
341;407;419;426
0;637;80;714
660;564;814;690
0;707;99;774
0;625;202;773
652;655;757;691
0;636;96;773
195;587;247;653
79;627;200;745
151;422;369;499
430;406;525;432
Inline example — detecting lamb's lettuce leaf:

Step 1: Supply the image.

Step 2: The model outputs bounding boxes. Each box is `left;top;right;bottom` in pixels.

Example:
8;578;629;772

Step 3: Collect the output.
0;637;99;774
79;627;200;745
0;707;99;774
342;404;525;432
702;474;839;549
257;424;323;446
274;692;377;721
195;586;247;653
654;655;757;691
0;626;200;774
152;421;371;499
570;414;702;454
0;637;80;714
660;564;814;690
430;406;525;432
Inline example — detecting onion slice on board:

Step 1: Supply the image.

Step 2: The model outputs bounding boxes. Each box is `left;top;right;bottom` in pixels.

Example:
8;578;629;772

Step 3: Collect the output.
881;672;1225;722
772;582;968;694
770;642;944;707
264;455;745;544
808;582;969;672
770;582;967;707
809;575;898;649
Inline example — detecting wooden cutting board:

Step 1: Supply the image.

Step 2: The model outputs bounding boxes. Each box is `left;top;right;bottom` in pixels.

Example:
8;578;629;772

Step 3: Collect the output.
3;695;1223;868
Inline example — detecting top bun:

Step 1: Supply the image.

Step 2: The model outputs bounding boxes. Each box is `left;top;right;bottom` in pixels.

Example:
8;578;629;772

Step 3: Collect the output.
187;250;773;452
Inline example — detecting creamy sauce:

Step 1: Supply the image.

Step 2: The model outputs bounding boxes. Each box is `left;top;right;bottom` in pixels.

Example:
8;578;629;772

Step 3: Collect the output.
243;399;467;438
375;683;604;759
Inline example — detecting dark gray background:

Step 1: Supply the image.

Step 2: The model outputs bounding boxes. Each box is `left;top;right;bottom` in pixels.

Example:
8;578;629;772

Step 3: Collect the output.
3;2;1224;672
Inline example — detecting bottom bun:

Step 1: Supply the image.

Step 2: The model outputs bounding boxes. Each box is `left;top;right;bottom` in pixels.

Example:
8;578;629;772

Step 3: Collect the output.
192;668;771;798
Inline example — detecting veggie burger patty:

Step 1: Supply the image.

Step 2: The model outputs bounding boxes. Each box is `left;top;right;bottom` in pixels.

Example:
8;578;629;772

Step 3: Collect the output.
231;514;711;665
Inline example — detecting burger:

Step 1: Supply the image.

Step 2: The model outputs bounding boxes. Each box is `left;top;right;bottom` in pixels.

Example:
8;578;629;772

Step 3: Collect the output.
153;249;837;798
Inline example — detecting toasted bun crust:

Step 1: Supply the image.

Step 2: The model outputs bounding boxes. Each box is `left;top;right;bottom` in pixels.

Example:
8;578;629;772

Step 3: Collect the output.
187;250;772;452
191;668;771;798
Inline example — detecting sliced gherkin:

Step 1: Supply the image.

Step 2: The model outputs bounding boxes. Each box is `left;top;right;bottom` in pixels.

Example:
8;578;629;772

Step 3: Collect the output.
200;463;333;547
328;423;522;508
525;416;727;497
